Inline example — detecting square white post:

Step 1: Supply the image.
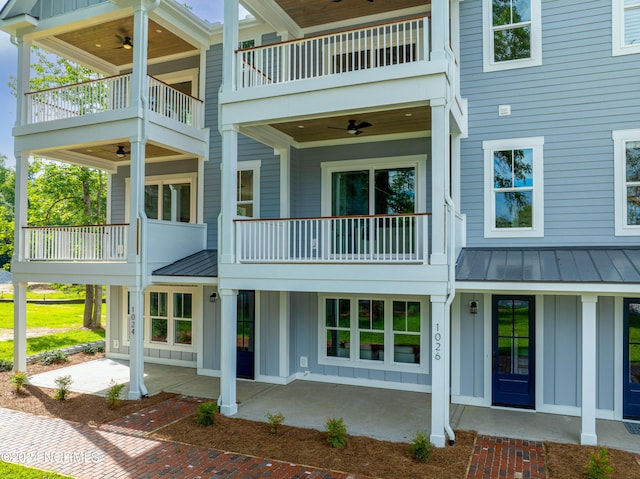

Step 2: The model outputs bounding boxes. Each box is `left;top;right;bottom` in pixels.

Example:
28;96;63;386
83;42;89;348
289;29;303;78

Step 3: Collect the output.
128;286;145;399
581;295;598;445
13;282;27;373
430;295;448;447
220;126;238;264
430;100;448;265
219;288;238;415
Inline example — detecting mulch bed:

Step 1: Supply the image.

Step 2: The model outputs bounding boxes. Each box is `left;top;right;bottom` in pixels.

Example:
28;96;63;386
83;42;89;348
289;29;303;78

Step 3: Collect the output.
152;413;476;479
545;441;640;479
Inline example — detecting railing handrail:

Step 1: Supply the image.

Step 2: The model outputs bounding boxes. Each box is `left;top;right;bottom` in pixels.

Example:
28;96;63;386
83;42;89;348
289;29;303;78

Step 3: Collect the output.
235;14;432;53
24;73;130;96
23;223;130;230
147;74;204;103
234;212;432;223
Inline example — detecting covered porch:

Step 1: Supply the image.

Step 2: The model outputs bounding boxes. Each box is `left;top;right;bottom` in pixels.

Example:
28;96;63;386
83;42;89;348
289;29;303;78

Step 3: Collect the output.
27;358;640;453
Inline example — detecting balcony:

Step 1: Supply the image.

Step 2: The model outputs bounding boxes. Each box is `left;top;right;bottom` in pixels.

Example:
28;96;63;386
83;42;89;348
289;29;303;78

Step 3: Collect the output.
235;213;429;264
24;224;128;262
235;16;430;91
25;74;203;129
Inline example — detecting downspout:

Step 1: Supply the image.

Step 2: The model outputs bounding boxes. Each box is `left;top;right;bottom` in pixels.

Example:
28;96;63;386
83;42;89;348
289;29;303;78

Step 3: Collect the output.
442;45;458;446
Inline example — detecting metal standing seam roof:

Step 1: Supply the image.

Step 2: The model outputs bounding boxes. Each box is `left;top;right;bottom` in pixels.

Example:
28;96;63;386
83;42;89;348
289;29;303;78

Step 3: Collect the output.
153;250;218;277
455;247;640;284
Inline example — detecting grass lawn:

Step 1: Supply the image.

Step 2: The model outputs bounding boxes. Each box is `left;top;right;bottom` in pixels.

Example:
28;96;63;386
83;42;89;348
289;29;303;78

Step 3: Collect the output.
0;329;105;362
0;303;106;329
0;461;71;478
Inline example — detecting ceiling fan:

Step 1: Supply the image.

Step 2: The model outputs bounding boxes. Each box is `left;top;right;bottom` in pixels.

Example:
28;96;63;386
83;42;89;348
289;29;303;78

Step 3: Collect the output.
115;34;133;50
328;119;373;136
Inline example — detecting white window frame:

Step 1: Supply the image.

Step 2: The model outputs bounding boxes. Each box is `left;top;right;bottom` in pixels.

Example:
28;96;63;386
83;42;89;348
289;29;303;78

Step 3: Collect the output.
317;294;429;374
613;0;640;56
483;137;544;238
613;129;640;236
482;0;542;72
125;172;197;224
156;68;200;97
122;286;201;352
237;160;261;218
320;155;427;216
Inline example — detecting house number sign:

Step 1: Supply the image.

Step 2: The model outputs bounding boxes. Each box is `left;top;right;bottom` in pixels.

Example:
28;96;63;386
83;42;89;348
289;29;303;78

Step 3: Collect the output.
130;307;136;337
434;323;441;361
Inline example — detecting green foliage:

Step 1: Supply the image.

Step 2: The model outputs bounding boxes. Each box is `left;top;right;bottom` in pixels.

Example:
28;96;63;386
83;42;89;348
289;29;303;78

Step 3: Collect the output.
10;371;28;393
82;344;105;355
0;302;105;329
106;380;125;409
0;329;105;362
583;448;615;479
196;401;219;426
0;156;15;270
325;417;348;448
53;375;73;400
0;360;13;372
265;411;285;435
409;431;433;462
0;460;72;478
39;350;69;366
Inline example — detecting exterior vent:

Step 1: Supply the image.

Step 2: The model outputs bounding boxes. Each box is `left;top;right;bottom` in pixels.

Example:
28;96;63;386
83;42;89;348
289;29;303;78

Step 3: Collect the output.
498;105;511;116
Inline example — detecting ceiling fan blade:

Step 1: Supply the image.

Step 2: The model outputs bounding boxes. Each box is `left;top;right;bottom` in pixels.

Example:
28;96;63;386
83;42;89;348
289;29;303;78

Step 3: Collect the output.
355;130;363;136
356;121;372;129
116;34;125;42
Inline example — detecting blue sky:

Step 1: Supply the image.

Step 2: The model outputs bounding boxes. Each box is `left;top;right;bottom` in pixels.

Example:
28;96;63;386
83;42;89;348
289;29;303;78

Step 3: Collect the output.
0;0;247;167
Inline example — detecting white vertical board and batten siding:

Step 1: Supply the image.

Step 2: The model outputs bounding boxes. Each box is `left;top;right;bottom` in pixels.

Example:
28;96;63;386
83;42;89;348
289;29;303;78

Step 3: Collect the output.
30;0;108;19
460;0;640;246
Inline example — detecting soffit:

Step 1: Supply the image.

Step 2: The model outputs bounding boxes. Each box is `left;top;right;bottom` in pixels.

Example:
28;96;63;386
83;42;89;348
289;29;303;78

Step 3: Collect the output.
68;142;180;163
272;0;429;29
270;106;430;143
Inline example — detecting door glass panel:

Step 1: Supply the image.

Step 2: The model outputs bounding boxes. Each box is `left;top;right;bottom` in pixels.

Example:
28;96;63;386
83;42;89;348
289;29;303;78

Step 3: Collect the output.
162;182;191;222
515;338;529;374
237;291;255;353
144;185;159;219
630;344;640;384
497;300;513;336
513;300;530;337
629;302;640;384
331;170;369;216
374;168;415;214
497;337;513;373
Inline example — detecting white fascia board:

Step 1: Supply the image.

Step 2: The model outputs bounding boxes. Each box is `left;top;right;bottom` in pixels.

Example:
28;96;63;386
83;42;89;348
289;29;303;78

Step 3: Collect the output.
0;13;38;34
36;37;119;75
151;5;211;50
150;275;218;286
241;0;300;39
238;125;293;150
42;150;118;173
210;18;271;46
456;281;640;295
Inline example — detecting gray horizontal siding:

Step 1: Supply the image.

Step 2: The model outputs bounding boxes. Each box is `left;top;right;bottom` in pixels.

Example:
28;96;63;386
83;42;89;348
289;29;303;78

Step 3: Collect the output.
460;0;640;247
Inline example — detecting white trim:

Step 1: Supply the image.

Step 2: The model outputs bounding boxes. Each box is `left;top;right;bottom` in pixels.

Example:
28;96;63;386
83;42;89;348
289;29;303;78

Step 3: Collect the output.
254;290;261;381
536;404;581;417
482;0;542;72
535;295;544;412
451;296;461;396
483;137;544;238
297;372;431;393
613;0;640;56
125;172;198;224
279;291;290;379
452;395;487;407
614;296;624;420
613;129;640;236
107;352;196;368
457;281;640;295
237;159;261;218
278;148;290;218
320;155;428;216
317;293;429;374
197;367;220;377
155;68;200;98
483;293;492;407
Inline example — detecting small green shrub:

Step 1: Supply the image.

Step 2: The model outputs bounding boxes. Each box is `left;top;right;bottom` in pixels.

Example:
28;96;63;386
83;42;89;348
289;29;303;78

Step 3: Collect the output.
0;360;13;372
196;401;219;426
39;350;69;366
10;372;28;393
583;448;615;479
106;380;125;408
53;375;73;400
325;417;348;449
410;431;433;462
82;344;105;355
265;411;285;435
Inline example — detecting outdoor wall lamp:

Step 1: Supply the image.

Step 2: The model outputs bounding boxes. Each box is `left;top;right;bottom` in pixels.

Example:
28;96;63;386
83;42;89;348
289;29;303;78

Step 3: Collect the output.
469;300;479;315
209;292;217;303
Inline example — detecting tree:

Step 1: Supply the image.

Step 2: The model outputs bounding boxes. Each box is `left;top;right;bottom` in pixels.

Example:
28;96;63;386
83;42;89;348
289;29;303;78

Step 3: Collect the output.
0;157;15;271
9;47;106;328
492;0;531;62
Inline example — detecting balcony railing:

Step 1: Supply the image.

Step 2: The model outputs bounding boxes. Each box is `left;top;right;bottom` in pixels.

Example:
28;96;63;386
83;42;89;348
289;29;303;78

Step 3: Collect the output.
236;16;430;90
25;74;203;128
24;224;128;262
235;214;429;263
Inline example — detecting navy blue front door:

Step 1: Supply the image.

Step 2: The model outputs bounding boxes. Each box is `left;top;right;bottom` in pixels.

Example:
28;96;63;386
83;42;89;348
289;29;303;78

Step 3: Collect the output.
236;290;255;380
492;296;535;409
623;299;640;419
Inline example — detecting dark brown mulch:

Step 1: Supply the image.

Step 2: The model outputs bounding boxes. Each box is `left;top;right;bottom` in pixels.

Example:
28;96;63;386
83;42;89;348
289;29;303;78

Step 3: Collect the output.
152;413;476;479
0;352;176;425
545;441;640;479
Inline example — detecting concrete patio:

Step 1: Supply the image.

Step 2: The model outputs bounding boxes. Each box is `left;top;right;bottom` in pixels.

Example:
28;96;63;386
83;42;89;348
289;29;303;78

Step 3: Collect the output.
28;358;640;453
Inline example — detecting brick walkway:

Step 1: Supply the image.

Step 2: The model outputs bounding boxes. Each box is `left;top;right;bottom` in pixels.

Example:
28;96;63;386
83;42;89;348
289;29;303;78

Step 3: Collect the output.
467;435;547;479
0;396;547;479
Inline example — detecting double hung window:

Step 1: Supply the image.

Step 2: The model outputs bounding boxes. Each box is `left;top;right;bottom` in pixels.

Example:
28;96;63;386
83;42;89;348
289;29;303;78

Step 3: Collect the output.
613;130;640;235
614;0;640;55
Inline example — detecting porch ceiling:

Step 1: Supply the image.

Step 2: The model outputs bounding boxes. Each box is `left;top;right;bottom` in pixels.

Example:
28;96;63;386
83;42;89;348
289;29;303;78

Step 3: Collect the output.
54;18;197;69
66;142;187;163
270;106;431;143
272;0;430;29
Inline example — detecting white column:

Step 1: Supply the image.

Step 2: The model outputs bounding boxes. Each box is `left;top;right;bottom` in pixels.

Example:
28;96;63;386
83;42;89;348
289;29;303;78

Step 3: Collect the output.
451;134;461;211
279;291;290;379
197;157;205;224
278;147;291;218
430;295;448;448
13;282;27;373
430;100;448;265
128;286;145;399
220;126;238;264
15;36;31;126
223;0;239;92
130;5;150;111
430;0;450;61
581;295;598;445
219;288;238;415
